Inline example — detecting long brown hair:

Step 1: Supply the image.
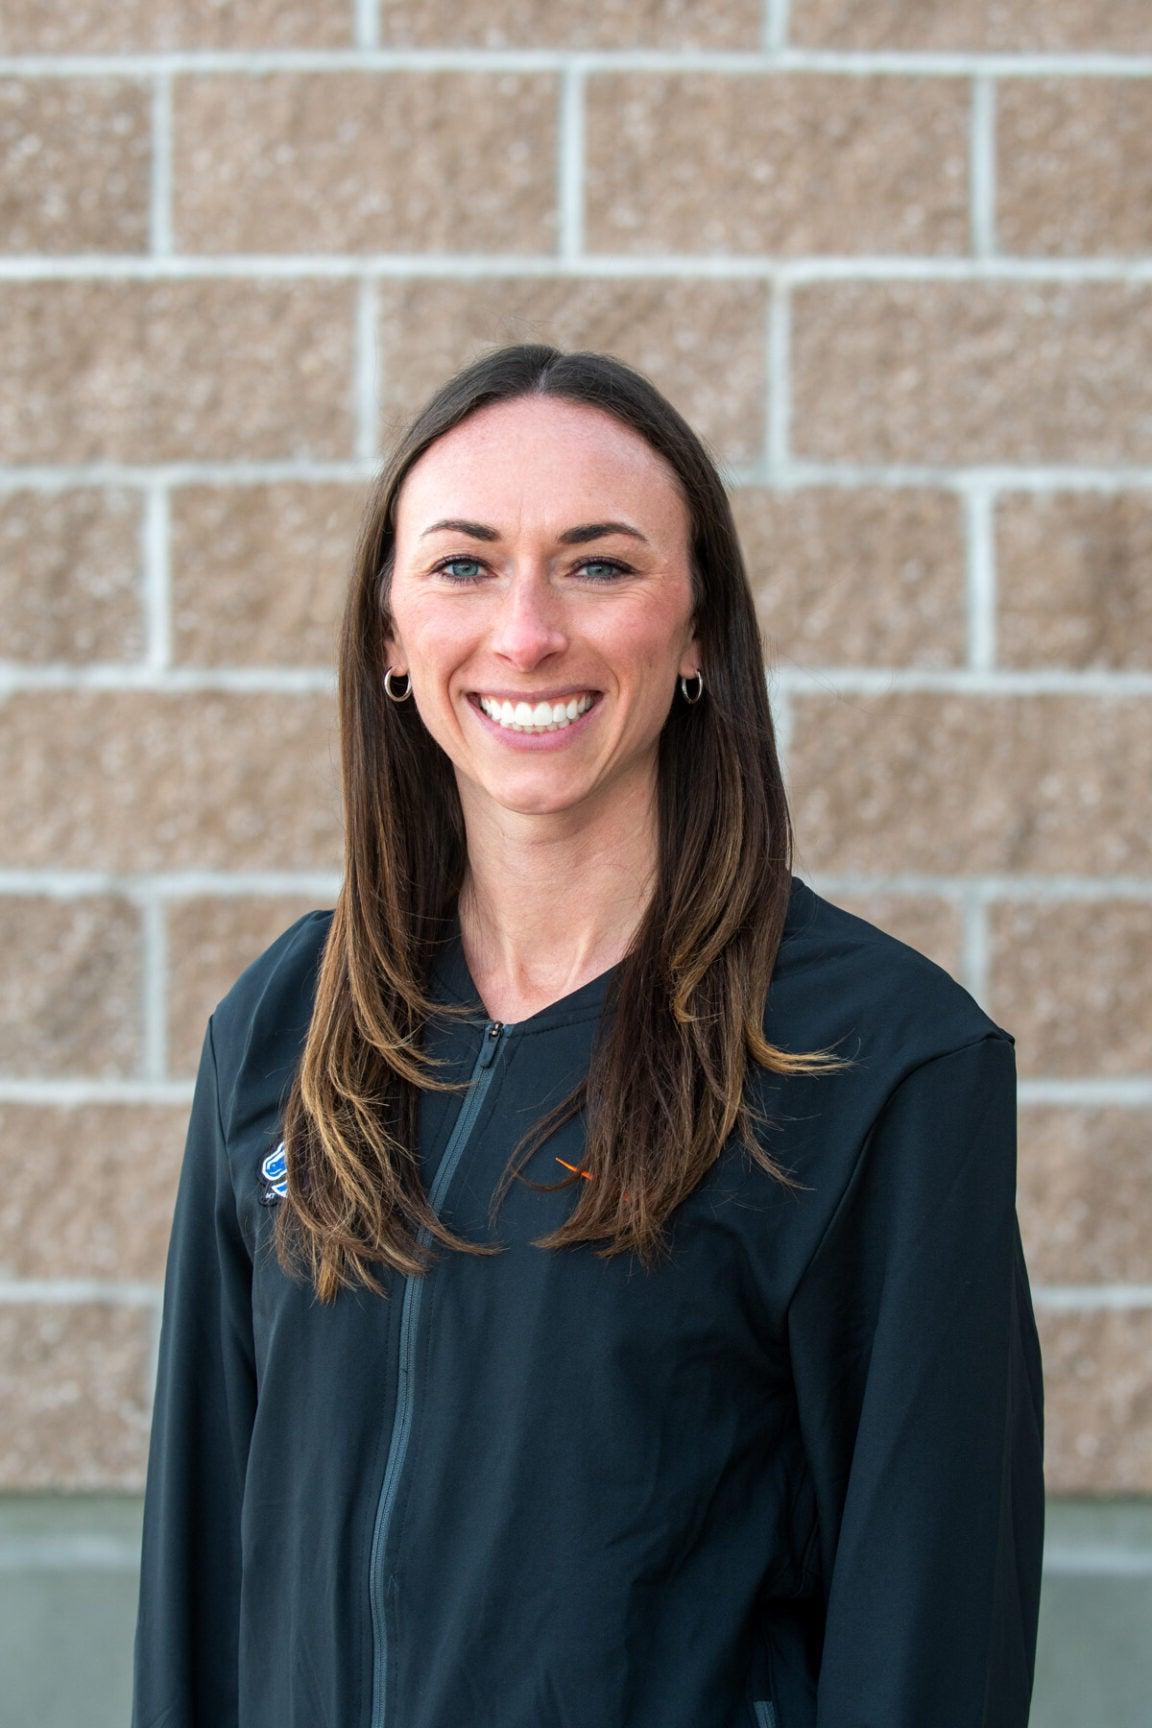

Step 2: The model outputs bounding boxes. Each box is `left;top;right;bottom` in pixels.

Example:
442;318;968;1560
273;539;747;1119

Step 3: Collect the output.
272;343;852;1303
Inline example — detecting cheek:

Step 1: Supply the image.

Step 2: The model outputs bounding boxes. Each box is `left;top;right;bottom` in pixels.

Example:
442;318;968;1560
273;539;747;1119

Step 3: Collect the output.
401;604;477;677
600;611;684;690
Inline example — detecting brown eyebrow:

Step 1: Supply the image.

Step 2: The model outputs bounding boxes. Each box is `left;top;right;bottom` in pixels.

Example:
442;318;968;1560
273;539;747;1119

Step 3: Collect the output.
418;518;650;547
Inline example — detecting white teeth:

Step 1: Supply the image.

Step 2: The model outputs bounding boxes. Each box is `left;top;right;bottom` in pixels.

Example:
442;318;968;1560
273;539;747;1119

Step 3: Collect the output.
476;693;596;732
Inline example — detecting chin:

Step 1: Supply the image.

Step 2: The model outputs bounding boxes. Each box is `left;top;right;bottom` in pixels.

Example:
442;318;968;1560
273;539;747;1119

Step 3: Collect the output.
482;773;592;818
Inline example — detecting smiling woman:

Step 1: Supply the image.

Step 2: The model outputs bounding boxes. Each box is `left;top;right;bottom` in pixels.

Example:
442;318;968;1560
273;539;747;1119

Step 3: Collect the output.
286;348;835;1289
132;344;1045;1728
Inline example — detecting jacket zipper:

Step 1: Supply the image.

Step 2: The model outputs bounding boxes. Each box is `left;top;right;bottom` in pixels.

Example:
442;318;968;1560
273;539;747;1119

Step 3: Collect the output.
368;1018;506;1728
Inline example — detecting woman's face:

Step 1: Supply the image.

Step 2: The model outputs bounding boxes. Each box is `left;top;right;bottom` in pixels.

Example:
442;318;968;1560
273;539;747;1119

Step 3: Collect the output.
385;395;702;822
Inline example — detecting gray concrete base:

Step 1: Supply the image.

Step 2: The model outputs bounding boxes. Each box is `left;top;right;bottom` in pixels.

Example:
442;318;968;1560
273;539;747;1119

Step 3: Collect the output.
1;1494;1149;1728
1030;1500;1152;1728
0;1495;142;1728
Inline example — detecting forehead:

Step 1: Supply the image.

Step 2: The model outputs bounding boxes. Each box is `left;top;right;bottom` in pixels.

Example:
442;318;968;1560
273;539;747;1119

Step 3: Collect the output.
393;397;689;542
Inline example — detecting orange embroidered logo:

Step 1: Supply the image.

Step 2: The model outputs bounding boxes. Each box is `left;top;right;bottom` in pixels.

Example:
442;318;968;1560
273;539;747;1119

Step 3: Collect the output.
555;1156;629;1200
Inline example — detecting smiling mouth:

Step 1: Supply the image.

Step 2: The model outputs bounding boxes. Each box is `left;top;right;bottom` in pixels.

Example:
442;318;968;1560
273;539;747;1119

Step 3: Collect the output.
468;692;601;733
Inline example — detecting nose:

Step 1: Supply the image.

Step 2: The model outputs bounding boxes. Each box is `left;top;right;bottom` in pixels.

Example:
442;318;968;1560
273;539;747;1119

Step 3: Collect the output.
487;568;570;667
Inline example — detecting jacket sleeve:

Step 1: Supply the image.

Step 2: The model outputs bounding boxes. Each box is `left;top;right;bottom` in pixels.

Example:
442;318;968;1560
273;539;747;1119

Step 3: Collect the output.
132;1013;258;1728
785;1032;1045;1727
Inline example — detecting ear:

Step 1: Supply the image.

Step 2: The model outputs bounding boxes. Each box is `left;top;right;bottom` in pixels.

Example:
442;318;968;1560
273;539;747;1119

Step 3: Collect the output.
678;629;703;681
381;627;404;672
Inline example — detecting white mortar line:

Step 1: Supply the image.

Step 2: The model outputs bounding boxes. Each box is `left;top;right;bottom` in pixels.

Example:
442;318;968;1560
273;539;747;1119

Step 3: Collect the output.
764;0;791;54
9;663;1152;691
1032;1286;1152;1309
759;464;1152;490
768;666;792;767
0;461;381;486
0;665;338;691
777;256;1152;282
970;75;996;259
964;483;997;672
1018;1079;1152;1106
3;50;1152;76
149;72;173;255
962;886;989;1007
0;1080;196;1103
0;1280;159;1301
2;1277;1148;1307
355;275;379;462
765;281;789;481
355;0;378;52
775;667;1152;694
142;483;169;671
803;874;1152;899
144;1291;163;1413
140;894;167;1082
4;875;1148;901
557;63;584;260
0;871;343;894
0;1074;1147;1112
4;253;1152;280
6;662;1150;694
4;463;1152;492
967;876;1152;901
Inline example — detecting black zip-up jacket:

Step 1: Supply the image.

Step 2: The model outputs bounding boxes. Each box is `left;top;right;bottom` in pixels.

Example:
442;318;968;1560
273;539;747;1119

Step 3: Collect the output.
131;875;1045;1728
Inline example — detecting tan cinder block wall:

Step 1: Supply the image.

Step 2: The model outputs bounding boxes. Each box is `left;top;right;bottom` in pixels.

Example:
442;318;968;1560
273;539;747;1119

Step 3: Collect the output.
0;1;1149;1500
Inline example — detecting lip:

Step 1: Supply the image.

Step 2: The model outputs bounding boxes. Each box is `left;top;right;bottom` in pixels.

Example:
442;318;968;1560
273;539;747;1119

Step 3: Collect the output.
466;690;604;751
468;687;601;703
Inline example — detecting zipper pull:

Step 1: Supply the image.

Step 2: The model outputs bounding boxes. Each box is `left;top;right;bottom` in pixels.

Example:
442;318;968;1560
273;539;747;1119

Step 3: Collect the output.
478;1020;504;1067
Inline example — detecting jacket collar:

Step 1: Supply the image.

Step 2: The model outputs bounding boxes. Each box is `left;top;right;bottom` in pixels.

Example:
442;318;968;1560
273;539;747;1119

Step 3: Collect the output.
427;876;807;1034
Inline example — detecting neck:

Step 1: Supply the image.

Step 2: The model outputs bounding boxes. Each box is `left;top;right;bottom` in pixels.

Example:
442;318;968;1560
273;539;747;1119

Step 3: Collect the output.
456;780;658;1004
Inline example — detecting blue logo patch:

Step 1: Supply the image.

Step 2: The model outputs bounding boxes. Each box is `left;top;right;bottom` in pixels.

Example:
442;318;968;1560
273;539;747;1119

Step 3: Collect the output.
260;1140;288;1202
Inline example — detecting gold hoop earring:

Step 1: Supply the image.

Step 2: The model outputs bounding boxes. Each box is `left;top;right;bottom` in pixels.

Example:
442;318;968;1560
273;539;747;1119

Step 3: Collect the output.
679;670;704;704
384;668;412;702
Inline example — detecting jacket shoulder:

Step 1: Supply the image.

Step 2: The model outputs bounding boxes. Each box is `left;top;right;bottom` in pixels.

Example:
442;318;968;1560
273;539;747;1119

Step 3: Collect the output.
208;907;335;1132
776;877;1013;1083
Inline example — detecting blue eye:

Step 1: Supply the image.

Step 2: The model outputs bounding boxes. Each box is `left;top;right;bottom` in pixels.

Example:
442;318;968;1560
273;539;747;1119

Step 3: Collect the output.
435;558;485;584
578;559;631;582
432;556;632;585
